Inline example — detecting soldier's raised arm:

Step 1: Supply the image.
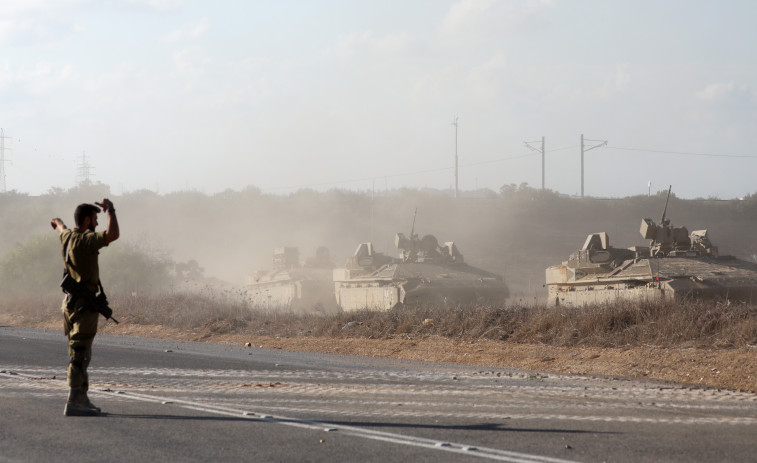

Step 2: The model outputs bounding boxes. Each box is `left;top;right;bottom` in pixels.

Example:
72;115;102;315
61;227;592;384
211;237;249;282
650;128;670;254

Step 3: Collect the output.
50;218;68;235
95;198;119;244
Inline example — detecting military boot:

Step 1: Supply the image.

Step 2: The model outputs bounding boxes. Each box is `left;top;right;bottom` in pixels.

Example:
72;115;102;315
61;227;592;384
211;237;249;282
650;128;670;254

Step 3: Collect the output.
63;387;101;416
81;388;101;414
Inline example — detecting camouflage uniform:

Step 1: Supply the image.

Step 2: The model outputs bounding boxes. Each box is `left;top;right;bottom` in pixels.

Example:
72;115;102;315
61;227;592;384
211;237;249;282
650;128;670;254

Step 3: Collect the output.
60;228;109;391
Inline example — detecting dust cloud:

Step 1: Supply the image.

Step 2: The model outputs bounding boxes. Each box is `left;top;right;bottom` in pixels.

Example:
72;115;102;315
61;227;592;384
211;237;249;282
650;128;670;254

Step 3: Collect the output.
2;185;757;301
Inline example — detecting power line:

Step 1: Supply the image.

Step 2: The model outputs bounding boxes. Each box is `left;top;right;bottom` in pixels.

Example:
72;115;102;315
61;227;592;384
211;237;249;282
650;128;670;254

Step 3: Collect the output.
259;143;756;194
606;146;757;159
462;153;537;168
261;153;539;193
546;145;578;153
581;134;607;198
523;136;545;189
536;144;756;158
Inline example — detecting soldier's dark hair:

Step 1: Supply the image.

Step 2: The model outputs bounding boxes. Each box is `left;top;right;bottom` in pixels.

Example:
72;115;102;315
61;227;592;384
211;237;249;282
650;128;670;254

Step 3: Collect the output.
74;203;100;228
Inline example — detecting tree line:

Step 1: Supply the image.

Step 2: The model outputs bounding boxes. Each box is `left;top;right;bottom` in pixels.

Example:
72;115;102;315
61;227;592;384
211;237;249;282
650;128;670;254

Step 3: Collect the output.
1;182;756;300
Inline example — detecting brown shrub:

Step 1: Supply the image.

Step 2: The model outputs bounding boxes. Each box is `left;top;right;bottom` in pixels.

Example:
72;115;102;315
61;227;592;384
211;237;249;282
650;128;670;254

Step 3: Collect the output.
3;292;756;349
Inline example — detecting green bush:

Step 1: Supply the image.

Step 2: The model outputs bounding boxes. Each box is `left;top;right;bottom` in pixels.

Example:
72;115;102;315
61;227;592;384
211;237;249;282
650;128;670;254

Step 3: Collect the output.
0;234;62;298
100;242;173;294
0;234;174;298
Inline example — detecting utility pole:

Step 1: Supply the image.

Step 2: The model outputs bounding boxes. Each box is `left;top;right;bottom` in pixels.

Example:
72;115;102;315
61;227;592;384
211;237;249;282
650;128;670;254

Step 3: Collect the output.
451;116;459;198
0;128;10;193
580;134;607;197
524;136;545;189
370;180;375;244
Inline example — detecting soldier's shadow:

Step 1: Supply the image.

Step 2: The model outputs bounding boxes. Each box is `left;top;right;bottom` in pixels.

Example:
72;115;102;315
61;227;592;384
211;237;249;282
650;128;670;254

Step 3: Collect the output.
298;420;615;434
103;413;617;435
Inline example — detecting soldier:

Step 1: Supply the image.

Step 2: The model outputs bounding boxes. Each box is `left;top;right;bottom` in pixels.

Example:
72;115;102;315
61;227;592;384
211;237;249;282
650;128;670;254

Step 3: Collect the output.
51;199;119;416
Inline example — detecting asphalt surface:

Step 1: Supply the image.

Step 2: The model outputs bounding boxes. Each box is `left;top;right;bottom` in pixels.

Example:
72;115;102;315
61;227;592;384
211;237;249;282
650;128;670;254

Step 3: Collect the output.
1;326;756;463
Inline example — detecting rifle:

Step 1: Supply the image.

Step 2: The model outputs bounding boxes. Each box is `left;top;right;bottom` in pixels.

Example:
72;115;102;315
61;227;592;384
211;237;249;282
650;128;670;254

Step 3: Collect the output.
60;272;119;324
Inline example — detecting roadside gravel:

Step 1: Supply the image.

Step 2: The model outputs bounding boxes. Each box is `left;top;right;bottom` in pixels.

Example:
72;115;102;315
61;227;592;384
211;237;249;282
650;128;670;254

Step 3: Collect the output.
4;314;754;392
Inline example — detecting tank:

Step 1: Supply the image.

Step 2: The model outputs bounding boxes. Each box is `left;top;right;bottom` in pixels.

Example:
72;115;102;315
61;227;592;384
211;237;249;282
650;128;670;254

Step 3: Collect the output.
246;246;339;313
546;189;757;306
333;225;509;312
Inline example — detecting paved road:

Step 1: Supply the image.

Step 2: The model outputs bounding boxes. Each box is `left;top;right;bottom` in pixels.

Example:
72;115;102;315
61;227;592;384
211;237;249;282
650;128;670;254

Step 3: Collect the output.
1;327;756;463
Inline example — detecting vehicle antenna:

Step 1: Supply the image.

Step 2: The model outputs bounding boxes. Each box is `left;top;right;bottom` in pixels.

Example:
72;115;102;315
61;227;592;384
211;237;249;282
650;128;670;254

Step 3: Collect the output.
660;185;672;224
410;208;417;239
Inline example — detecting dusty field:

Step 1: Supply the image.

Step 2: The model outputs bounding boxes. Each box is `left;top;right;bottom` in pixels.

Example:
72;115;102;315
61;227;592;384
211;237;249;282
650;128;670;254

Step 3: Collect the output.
5;314;755;393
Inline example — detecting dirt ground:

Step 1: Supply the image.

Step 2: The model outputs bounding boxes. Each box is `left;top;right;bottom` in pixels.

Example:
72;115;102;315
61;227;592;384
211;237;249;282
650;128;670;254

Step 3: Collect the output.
5;314;754;393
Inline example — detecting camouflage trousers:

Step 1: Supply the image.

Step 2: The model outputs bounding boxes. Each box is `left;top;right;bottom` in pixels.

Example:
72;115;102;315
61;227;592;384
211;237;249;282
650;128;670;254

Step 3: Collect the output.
61;298;99;390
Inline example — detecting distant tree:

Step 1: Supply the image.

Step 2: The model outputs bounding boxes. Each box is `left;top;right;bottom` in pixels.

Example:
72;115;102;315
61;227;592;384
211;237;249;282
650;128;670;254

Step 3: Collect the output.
45;187;66;196
174;259;204;280
68;181;112;198
499;184;518;196
101;242;174;294
0;234;176;298
241;185;262;196
0;234;61;298
0;189;27;198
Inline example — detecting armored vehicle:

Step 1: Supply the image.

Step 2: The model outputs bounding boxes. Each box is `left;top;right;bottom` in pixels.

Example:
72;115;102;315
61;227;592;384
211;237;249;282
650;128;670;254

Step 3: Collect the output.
546;189;757;306
333;223;509;311
246;246;339;312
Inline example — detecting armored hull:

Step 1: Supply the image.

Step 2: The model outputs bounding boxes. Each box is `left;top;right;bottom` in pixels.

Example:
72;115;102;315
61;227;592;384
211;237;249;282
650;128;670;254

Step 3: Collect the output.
246;247;339;313
546;212;757;307
547;254;757;306
334;233;509;312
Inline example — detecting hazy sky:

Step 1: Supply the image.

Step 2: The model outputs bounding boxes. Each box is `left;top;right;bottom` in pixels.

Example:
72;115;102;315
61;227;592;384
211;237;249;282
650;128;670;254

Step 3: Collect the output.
2;0;756;199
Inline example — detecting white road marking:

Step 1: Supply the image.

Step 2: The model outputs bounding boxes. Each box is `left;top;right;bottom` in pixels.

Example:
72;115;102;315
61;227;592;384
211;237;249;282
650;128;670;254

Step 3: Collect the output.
114;389;582;463
2;366;757;427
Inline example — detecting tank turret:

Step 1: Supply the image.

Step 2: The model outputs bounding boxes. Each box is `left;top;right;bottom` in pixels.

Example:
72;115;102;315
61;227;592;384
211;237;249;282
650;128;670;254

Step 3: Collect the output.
640;218;718;257
333;210;508;311
246;246;338;313
394;232;463;264
546;188;757;306
272;247;299;270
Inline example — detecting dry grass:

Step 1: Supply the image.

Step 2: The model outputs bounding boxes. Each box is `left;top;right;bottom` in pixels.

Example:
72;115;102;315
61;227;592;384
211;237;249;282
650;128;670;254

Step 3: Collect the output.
313;300;757;348
5;292;756;349
5;292;757;392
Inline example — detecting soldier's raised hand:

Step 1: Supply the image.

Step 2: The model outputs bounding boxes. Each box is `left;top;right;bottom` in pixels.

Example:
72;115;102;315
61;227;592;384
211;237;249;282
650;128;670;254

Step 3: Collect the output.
95;198;114;213
50;217;67;233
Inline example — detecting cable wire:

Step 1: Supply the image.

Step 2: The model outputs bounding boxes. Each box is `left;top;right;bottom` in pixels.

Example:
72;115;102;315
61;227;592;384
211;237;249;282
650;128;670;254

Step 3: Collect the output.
606;146;757;159
261;152;540;192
